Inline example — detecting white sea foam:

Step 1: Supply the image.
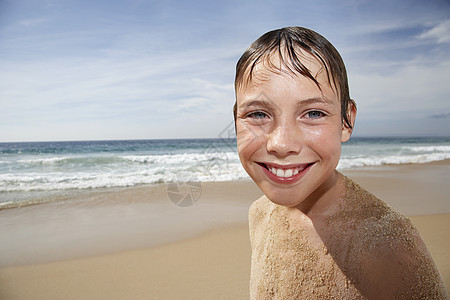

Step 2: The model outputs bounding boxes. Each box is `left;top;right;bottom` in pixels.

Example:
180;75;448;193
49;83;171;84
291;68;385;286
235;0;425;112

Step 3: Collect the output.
338;152;450;170
120;151;239;165
1;138;449;201
406;145;450;152
17;157;70;165
0;159;248;192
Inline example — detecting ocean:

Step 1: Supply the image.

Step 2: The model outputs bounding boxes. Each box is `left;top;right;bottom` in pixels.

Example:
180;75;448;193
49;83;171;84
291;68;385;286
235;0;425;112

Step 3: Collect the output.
1;137;449;208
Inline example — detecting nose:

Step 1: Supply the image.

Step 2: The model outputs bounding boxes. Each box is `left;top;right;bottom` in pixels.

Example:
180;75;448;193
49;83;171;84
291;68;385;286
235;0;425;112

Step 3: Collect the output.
266;119;302;157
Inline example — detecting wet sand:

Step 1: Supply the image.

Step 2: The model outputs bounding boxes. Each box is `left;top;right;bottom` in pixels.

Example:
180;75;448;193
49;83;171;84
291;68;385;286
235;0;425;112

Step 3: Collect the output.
0;160;449;299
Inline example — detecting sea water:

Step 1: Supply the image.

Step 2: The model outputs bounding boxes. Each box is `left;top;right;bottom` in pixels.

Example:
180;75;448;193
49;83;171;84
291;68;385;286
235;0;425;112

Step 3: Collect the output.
1;137;449;208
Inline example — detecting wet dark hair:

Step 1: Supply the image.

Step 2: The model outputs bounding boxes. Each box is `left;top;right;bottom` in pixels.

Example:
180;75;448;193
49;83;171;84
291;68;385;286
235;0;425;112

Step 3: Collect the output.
234;26;355;129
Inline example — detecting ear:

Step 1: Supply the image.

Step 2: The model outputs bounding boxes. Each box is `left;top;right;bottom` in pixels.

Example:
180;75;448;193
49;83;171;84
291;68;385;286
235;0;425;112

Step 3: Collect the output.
341;100;357;143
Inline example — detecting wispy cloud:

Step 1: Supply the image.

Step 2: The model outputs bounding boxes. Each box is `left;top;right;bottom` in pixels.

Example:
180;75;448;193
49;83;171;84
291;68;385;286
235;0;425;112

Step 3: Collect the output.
418;19;450;44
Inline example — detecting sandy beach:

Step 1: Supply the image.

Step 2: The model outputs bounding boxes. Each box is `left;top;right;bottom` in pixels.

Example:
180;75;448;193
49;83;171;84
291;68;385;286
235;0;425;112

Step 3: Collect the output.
0;160;449;299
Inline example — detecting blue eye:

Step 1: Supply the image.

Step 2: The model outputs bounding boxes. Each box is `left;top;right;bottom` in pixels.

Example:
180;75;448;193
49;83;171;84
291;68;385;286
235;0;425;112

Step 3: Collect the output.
247;111;268;119
307;110;325;119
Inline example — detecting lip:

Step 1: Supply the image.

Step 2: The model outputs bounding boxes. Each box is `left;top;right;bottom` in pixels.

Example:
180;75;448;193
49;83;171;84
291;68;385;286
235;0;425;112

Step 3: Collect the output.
257;162;313;184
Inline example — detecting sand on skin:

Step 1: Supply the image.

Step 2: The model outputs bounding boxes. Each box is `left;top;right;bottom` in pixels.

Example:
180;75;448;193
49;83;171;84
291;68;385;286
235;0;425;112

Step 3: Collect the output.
0;160;449;299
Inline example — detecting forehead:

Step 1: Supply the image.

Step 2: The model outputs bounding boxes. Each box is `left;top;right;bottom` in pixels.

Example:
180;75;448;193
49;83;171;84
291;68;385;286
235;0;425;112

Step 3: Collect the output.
237;50;337;99
238;49;335;93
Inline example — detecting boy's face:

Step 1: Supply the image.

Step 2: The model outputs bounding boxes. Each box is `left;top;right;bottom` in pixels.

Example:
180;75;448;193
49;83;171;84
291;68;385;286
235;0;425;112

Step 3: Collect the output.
235;53;354;209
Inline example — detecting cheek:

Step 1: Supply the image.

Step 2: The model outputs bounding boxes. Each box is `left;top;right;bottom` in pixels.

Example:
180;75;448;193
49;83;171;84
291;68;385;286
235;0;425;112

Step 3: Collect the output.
304;125;343;156
236;123;264;163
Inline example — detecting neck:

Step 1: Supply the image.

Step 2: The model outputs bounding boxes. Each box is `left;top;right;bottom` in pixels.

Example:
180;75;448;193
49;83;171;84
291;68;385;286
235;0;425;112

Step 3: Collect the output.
295;170;344;219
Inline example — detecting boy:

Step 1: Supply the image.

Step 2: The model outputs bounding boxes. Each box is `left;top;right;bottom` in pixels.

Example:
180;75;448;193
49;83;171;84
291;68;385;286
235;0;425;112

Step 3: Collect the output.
234;27;447;299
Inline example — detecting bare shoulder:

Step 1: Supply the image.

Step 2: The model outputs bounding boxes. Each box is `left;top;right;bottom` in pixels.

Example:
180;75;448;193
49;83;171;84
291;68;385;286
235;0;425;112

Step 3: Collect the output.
248;195;274;247
248;195;272;227
324;175;447;298
356;214;447;299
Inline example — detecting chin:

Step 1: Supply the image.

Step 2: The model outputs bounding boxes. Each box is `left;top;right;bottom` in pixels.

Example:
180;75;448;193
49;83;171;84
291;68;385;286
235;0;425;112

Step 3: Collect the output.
257;182;307;208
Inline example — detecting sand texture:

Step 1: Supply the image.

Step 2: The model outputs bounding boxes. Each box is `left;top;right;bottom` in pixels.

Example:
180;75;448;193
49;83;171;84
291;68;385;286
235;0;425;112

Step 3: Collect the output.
248;175;447;299
0;225;252;300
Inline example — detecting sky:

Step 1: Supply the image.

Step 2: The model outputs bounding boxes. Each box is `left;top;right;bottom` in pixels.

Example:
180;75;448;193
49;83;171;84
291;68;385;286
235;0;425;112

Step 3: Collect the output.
0;0;449;142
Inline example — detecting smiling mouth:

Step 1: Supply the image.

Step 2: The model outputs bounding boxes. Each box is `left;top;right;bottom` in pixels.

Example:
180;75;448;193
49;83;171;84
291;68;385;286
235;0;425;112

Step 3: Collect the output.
257;162;314;181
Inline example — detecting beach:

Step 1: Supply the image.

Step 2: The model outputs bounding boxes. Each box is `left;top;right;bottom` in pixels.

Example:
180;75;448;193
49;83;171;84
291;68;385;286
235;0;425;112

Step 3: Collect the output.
0;160;449;299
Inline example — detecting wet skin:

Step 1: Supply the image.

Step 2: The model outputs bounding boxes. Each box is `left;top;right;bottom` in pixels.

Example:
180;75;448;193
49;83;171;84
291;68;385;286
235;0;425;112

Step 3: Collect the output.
236;52;355;215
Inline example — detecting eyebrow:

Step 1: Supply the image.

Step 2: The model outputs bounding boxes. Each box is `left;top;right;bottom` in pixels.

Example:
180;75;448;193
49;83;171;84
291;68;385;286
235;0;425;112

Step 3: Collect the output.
297;97;334;106
238;96;334;111
238;99;275;110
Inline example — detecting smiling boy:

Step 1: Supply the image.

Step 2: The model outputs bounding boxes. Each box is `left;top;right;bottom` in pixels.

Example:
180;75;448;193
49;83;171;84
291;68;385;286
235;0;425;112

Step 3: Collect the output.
234;27;447;299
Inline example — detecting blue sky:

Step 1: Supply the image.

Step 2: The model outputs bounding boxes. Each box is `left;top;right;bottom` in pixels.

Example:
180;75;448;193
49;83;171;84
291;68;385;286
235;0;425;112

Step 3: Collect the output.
1;0;449;142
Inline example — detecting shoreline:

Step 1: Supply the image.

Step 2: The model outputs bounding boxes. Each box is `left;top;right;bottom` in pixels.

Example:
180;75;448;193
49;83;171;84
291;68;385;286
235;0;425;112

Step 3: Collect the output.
2;158;449;211
0;179;262;267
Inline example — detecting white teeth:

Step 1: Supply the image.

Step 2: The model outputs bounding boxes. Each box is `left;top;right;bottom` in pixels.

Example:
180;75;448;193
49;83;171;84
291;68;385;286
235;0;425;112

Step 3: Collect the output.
269;166;304;178
284;169;293;177
276;169;284;177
